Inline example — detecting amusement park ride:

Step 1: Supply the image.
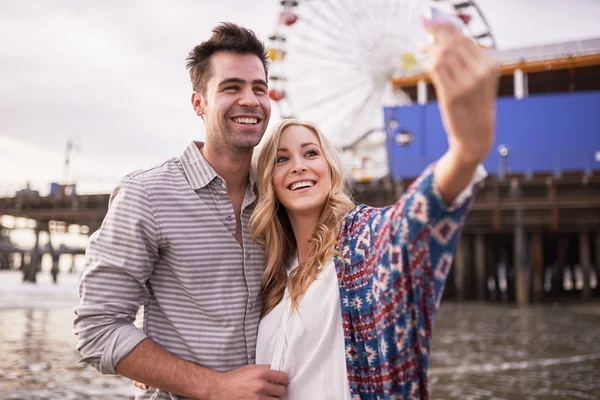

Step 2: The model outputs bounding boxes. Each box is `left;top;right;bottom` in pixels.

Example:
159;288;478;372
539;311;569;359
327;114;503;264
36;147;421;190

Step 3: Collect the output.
266;0;495;149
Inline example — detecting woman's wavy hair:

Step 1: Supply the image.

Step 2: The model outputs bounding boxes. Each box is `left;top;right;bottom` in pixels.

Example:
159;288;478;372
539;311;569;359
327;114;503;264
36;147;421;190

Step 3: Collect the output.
250;119;355;317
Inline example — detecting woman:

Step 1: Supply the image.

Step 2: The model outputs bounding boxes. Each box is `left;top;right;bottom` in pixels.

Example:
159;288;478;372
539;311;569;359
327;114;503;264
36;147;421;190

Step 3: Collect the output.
251;19;498;399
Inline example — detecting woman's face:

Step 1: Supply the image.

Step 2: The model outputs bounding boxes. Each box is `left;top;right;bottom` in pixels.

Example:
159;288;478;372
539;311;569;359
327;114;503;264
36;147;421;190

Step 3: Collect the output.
272;125;331;219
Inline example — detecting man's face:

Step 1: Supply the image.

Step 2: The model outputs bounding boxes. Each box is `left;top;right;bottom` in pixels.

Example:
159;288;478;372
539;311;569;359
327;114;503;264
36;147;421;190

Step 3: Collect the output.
193;52;271;152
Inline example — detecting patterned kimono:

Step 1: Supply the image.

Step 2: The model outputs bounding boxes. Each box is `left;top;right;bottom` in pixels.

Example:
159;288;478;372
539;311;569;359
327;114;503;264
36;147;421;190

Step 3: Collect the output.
334;165;475;399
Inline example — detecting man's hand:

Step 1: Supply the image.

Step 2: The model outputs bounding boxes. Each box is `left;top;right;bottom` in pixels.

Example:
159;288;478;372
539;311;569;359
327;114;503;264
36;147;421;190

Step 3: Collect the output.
208;365;288;400
422;19;500;167
133;364;288;400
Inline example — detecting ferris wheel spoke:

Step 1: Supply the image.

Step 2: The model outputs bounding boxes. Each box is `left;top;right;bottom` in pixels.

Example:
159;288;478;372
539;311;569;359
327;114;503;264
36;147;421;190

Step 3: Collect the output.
284;53;370;74
285;31;361;63
298;1;353;43
353;1;390;50
334;83;388;144
324;1;389;56
292;77;373;115
317;0;370;44
284;43;365;70
290;14;363;58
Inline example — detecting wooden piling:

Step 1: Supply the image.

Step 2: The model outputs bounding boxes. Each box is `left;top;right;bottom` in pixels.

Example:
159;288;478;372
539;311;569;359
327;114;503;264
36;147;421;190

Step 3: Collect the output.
454;236;468;301
553;236;569;296
580;231;591;299
23;223;41;283
474;232;486;301
595;233;600;295
512;180;530;306
530;232;544;302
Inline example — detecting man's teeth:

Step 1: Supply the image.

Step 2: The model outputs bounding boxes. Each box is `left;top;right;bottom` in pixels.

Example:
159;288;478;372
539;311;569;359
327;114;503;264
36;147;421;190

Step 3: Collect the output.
290;181;315;191
233;117;258;124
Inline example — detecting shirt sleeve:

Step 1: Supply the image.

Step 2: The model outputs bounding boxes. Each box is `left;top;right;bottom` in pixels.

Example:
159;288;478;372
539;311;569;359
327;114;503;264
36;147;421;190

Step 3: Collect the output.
351;163;485;309
72;175;160;374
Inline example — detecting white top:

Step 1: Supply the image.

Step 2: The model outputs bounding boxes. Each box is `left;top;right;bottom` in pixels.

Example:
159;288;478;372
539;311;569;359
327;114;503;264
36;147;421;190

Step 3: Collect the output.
255;165;487;399
256;257;352;400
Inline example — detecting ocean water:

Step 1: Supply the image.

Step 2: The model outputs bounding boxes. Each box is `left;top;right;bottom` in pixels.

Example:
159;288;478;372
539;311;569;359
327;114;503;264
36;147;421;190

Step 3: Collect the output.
1;269;600;399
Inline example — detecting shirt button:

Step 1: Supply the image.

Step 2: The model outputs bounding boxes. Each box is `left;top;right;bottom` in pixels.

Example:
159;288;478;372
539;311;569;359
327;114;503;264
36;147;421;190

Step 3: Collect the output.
250;302;255;310
246;252;251;260
250;351;256;359
215;178;222;186
226;215;233;221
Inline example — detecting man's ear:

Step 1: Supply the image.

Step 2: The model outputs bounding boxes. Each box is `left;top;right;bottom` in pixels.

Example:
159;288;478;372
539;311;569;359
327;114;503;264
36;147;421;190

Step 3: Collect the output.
191;91;204;117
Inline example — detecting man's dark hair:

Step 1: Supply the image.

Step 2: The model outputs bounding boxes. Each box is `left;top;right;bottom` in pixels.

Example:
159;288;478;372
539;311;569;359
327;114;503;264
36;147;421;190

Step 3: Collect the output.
186;22;269;94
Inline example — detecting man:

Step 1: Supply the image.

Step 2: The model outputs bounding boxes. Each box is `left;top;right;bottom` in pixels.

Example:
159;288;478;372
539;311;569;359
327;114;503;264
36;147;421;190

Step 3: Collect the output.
73;23;287;400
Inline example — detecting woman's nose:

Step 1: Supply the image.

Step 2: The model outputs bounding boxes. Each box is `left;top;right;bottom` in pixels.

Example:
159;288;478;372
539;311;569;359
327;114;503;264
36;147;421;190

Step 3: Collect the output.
291;157;307;173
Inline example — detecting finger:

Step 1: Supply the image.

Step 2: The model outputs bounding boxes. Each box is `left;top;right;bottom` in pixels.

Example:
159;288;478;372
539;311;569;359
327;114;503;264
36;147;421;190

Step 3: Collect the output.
419;42;437;55
422;19;461;43
264;369;288;385
264;382;287;398
423;46;458;84
133;381;149;390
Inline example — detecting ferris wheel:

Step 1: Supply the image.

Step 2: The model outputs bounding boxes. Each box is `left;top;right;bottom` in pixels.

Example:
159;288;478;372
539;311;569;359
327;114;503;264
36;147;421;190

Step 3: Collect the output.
267;0;496;148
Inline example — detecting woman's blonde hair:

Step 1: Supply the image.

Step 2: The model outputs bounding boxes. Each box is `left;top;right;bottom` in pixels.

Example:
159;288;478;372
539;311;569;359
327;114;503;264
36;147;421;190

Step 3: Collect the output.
250;119;355;317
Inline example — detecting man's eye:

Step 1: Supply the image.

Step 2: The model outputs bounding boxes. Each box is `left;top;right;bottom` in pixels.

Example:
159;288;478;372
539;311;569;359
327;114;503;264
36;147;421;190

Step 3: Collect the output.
255;87;267;94
224;87;239;92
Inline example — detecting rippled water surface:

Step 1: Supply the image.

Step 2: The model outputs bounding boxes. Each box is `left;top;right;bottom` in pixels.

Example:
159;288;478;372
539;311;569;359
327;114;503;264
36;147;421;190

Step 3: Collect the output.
1;271;599;399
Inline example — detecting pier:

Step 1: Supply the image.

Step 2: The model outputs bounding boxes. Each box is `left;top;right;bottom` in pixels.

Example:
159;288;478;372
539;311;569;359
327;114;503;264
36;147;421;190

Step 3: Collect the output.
354;170;600;304
0;185;109;283
1;171;598;305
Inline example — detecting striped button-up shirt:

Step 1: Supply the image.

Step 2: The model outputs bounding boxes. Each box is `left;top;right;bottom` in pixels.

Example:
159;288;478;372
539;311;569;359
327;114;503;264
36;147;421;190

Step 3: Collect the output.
73;141;264;399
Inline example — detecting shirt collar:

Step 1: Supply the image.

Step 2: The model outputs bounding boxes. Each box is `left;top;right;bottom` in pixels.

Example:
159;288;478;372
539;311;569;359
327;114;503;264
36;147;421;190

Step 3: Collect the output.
180;141;257;192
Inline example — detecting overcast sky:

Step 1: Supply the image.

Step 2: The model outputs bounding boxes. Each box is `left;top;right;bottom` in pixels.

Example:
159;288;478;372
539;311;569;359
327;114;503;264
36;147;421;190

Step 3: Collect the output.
1;0;600;196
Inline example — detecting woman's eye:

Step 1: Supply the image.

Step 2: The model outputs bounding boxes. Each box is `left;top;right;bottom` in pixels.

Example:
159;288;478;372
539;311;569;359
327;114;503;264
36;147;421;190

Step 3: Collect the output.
305;150;319;157
276;156;288;163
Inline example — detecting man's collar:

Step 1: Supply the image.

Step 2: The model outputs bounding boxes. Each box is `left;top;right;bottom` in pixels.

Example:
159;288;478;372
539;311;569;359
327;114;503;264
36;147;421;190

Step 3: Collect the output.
180;141;256;191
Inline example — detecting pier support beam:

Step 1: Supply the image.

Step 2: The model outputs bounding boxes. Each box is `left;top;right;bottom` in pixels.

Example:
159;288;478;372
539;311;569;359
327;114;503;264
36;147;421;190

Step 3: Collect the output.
530;232;544;302
512;180;529;306
595;233;600;295
514;229;529;306
454;236;469;301
553;236;569;296
474;232;486;301
580;231;591;299
23;223;41;283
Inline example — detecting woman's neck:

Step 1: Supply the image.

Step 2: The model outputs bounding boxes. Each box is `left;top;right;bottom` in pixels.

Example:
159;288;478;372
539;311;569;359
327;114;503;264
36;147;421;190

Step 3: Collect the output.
288;212;319;265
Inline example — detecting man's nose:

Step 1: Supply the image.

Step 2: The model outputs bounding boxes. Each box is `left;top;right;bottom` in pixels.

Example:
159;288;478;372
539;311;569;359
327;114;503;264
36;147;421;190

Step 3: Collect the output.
238;88;260;107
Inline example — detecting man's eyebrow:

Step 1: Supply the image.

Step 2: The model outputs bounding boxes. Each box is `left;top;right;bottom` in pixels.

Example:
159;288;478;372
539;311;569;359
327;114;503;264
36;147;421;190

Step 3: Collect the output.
218;78;268;86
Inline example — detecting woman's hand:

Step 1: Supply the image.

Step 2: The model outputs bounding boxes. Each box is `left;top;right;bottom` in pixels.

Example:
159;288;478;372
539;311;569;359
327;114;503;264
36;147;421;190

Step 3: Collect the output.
422;19;500;167
421;18;500;205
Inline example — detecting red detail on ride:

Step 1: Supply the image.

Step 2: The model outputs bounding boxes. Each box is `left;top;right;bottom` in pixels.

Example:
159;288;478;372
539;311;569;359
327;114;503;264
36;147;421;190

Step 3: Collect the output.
280;12;298;26
269;89;285;101
457;13;472;25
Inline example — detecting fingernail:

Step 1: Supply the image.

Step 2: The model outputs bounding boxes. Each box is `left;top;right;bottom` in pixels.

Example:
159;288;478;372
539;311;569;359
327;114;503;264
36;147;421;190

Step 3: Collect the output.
142;385;148;390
